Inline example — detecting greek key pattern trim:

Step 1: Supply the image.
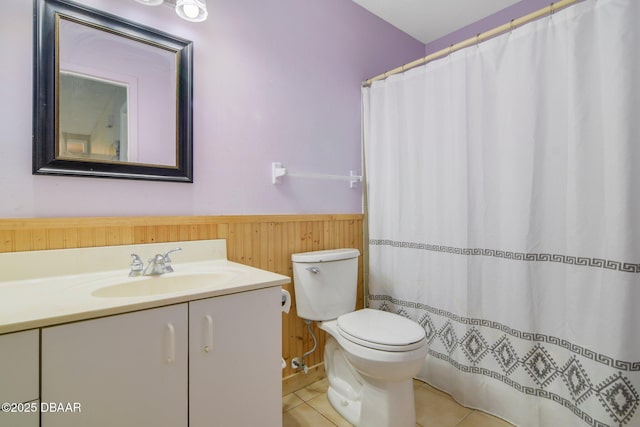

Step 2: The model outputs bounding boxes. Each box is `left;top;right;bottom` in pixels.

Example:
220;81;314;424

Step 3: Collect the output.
369;239;640;273
369;294;639;372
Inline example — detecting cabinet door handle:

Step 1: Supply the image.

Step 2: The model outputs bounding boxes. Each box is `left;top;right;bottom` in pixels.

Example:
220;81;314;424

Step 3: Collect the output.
166;323;175;363
204;315;213;353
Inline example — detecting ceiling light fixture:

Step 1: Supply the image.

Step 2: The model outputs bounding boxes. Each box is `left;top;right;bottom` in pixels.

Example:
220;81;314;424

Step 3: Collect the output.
175;0;208;22
134;0;208;23
135;0;164;6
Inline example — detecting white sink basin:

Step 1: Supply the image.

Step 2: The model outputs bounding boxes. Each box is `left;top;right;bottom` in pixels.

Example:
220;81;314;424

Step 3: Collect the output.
91;272;238;298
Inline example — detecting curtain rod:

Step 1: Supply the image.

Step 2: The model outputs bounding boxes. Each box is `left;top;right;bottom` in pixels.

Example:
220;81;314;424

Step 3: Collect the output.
363;0;580;87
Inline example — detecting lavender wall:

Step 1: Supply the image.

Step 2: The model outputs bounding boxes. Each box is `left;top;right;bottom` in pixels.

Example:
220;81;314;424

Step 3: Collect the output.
424;0;557;55
0;0;423;218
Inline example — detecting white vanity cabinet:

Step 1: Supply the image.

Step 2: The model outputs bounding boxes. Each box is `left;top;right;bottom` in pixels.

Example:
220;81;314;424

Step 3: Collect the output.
0;239;289;427
41;304;189;427
38;286;283;427
189;286;282;427
0;329;40;427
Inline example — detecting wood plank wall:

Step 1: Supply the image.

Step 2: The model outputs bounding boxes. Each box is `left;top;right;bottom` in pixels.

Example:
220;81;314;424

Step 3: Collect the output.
0;214;364;390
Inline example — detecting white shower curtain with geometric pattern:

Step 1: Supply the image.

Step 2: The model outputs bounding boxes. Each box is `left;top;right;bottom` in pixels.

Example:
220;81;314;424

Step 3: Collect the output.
363;1;640;426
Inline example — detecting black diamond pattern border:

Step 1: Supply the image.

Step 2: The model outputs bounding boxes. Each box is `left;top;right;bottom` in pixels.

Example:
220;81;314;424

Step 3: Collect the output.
439;321;458;354
418;312;437;344
369;294;639;372
523;344;558;388
597;372;639;425
368;295;640;427
491;335;520;376
461;327;489;365
562;356;593;406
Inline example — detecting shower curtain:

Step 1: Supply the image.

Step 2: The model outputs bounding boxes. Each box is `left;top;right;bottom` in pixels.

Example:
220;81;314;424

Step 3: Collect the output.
362;1;639;426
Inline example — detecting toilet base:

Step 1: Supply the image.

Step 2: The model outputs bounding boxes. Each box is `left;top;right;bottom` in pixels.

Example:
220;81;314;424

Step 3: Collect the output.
327;384;361;426
323;337;418;427
327;376;416;427
358;378;416;427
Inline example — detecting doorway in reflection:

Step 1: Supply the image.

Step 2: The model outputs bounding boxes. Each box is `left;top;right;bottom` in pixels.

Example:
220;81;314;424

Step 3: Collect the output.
59;72;129;163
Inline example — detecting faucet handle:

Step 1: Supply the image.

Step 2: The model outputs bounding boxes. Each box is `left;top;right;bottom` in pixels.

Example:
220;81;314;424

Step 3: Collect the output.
129;253;144;277
162;247;182;261
161;247;182;273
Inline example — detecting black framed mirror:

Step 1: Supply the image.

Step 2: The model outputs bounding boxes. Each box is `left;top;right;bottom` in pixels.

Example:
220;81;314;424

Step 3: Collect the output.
33;0;194;182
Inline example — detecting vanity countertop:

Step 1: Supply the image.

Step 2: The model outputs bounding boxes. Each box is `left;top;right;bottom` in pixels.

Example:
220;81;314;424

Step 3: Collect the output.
0;240;290;334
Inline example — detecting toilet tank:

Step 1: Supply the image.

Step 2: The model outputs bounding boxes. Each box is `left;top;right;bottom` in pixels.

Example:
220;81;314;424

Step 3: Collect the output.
291;249;360;321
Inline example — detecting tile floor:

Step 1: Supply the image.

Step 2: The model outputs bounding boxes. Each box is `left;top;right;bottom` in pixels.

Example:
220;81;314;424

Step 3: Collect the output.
283;378;515;427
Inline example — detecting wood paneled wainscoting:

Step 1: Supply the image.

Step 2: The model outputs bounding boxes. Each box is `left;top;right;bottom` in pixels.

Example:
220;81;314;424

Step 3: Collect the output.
0;214;364;394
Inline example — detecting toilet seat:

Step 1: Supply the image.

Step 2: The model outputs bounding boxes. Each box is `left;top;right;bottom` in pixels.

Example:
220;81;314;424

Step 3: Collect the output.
337;309;426;352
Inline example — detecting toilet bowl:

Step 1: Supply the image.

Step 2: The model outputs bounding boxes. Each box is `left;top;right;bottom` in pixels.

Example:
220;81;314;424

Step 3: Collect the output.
292;249;427;427
321;310;427;426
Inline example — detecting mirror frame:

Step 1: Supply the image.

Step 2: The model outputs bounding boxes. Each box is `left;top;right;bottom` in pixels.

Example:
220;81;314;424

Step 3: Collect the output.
33;0;194;182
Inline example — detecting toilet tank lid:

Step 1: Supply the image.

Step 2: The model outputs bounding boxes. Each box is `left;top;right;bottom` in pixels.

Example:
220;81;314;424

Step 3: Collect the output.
291;248;360;263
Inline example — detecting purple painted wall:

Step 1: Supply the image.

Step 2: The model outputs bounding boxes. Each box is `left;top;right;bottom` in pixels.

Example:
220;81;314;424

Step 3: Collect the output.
424;0;558;55
1;0;424;218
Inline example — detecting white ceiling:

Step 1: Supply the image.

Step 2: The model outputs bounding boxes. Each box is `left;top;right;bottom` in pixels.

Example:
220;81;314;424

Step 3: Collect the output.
352;0;521;44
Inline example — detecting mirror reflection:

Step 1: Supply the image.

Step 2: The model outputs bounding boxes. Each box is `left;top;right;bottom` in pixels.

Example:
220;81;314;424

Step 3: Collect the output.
59;72;129;162
58;17;177;167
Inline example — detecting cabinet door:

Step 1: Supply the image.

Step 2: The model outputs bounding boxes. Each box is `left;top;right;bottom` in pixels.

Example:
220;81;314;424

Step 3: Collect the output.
189;286;282;427
0;329;39;403
42;304;188;427
0;329;39;427
0;400;39;427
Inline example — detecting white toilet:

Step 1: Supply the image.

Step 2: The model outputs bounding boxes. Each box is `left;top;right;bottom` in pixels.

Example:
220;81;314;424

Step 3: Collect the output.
292;249;427;427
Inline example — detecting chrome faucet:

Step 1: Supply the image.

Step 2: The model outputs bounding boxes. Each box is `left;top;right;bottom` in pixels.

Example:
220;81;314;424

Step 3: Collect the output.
129;254;144;277
143;247;183;276
129;247;182;276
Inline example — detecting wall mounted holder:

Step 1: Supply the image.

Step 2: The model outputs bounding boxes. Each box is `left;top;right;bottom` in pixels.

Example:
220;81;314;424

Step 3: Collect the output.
271;162;362;188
